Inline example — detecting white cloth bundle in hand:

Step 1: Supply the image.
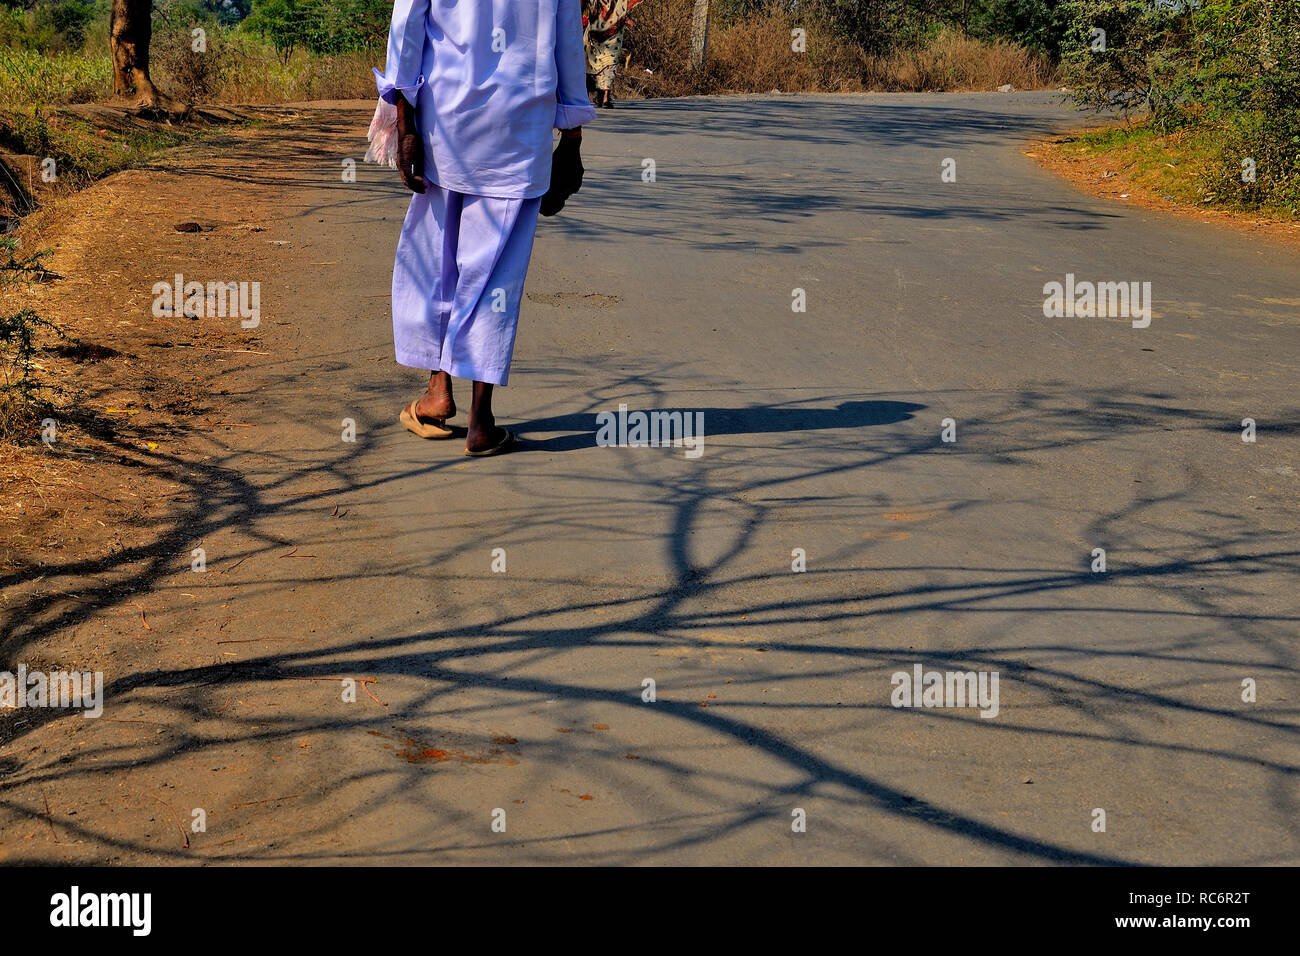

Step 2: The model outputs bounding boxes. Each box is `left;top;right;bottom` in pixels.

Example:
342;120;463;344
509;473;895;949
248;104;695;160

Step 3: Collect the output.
364;98;399;168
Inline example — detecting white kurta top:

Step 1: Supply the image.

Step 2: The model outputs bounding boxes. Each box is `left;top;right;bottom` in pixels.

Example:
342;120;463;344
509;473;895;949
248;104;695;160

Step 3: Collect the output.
374;0;598;199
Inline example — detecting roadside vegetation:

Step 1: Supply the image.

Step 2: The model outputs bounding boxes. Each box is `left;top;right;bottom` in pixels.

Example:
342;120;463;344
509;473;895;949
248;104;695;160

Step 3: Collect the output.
3;0;1064;115
1060;0;1299;216
2;1;1293;205
0;236;58;440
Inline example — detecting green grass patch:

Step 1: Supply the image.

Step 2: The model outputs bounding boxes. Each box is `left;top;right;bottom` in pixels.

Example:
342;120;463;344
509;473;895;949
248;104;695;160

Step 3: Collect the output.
1062;119;1296;219
0;48;112;112
0;110;193;191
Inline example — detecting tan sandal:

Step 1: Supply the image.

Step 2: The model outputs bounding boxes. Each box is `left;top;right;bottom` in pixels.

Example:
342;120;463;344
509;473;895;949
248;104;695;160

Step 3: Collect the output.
399;401;455;439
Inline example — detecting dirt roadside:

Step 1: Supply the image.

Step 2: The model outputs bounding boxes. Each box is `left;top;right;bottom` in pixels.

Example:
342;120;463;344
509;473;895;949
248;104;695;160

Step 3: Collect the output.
1029;129;1300;252
1;104;377;861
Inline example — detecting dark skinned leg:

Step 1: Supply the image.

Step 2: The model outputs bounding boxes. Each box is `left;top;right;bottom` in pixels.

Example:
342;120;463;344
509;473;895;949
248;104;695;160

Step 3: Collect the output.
466;380;509;453
413;370;455;421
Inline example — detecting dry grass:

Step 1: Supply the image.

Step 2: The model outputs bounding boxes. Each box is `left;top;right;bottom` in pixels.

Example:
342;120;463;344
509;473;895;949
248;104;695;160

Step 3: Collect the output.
0;390;38;445
863;30;1057;92
0;442;85;575
623;0;865;96
2;6;1056;111
192;45;379;105
623;2;1057;97
707;8;867;92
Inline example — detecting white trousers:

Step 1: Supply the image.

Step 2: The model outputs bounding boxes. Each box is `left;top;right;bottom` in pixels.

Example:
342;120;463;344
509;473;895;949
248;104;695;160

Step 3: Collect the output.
392;185;542;386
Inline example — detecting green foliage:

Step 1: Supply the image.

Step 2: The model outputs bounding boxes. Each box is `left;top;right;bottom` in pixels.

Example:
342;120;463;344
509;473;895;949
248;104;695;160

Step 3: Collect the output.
1063;0;1300;208
203;0;253;26
1060;1;1194;116
969;0;1071;57
0;0;104;53
1190;0;1300;208
34;0;97;50
0;47;112;108
243;0;388;62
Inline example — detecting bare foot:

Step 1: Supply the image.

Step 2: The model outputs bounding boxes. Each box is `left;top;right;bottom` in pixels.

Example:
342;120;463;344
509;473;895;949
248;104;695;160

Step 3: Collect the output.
466;418;510;454
414;372;455;420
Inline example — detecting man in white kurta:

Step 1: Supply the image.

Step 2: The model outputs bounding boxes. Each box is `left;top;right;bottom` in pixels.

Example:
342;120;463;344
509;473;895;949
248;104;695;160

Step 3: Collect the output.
375;0;596;456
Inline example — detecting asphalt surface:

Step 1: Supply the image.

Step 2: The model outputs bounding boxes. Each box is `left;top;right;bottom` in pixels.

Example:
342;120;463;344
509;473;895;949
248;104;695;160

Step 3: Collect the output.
14;93;1300;864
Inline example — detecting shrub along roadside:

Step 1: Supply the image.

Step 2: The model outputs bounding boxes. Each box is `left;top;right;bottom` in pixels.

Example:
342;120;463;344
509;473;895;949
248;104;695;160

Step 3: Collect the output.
0;237;63;439
1062;0;1300;211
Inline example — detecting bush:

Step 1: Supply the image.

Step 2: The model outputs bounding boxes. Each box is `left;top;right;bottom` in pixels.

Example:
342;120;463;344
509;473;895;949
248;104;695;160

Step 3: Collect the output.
865;27;1057;90
1192;0;1300;208
797;0;932;56
34;0;98;52
0;237;62;412
208;36;379;101
243;0;388;62
970;0;1072;58
1064;0;1300;208
623;0;1056;95
0;0;101;53
151;0;238;104
1060;1;1196;117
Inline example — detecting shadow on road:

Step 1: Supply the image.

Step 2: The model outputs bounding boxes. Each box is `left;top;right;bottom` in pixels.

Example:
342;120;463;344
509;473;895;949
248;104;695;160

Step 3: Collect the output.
3;358;1297;864
518;398;924;451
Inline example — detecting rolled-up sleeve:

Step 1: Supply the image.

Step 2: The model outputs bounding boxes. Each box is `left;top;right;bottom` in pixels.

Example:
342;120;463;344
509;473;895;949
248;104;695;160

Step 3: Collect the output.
373;0;430;106
554;0;597;128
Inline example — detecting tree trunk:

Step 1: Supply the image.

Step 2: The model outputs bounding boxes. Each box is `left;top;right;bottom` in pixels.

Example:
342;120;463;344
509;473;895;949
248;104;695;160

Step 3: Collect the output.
110;0;179;113
689;0;710;71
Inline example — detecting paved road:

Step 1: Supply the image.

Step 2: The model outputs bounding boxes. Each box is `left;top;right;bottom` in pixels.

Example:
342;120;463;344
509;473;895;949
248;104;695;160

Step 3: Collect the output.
10;93;1300;864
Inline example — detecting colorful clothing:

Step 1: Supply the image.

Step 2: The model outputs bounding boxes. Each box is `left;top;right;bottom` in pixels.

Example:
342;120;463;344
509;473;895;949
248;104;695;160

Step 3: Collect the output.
583;0;643;91
587;30;624;91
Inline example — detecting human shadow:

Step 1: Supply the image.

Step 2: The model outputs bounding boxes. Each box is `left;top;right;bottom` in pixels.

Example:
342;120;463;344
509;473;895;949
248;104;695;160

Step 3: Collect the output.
517;398;925;451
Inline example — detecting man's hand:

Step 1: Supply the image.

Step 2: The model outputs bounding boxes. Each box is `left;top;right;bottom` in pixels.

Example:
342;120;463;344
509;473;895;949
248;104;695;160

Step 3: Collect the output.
540;131;584;217
396;96;429;194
